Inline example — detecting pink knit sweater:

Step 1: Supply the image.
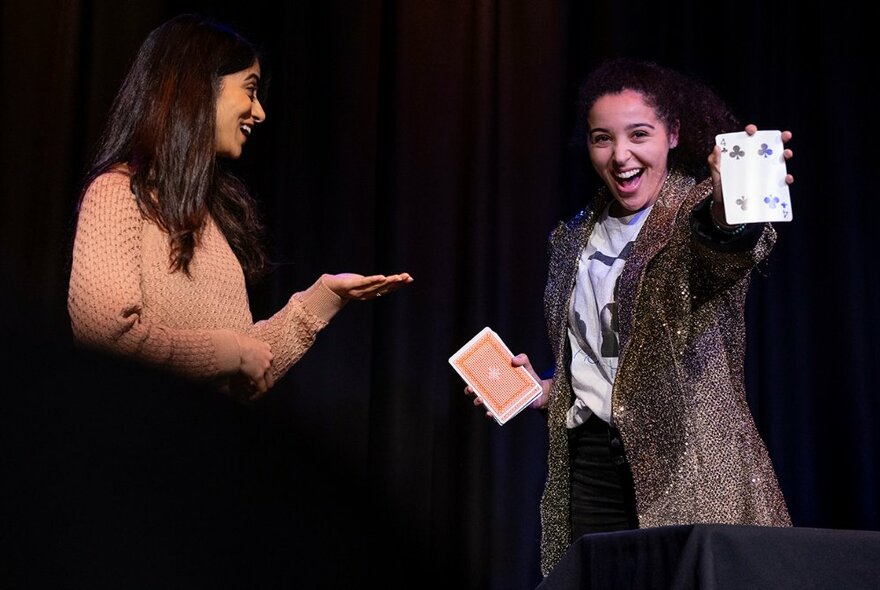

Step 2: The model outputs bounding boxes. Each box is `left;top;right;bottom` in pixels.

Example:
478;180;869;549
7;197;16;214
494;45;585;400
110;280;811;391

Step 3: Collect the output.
67;169;345;391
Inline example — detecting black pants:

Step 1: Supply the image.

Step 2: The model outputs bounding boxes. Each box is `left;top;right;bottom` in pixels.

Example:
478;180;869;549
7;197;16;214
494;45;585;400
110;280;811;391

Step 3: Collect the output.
567;413;639;540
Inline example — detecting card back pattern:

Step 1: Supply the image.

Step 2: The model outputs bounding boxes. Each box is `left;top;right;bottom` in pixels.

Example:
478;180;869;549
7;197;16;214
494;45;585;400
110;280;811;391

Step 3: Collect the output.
449;327;542;424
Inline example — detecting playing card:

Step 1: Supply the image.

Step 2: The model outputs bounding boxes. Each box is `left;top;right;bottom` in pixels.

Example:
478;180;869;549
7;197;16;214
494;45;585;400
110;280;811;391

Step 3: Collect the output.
449;327;543;425
715;130;792;224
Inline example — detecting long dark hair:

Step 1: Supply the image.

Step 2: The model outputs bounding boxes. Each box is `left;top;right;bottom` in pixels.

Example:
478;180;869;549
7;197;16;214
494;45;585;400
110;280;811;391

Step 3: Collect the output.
572;57;740;179
80;13;269;280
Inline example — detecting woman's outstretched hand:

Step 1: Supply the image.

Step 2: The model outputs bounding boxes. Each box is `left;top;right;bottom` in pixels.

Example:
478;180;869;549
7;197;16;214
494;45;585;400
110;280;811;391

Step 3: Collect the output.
322;272;414;300
708;124;794;227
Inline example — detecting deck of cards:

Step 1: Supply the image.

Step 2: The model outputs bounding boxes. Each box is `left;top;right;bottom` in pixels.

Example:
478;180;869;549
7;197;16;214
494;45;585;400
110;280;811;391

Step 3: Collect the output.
449;327;543;425
716;129;793;224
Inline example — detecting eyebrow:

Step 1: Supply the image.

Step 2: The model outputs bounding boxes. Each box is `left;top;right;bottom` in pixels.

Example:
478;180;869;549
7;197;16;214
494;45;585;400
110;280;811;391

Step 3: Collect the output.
243;73;260;84
589;123;656;134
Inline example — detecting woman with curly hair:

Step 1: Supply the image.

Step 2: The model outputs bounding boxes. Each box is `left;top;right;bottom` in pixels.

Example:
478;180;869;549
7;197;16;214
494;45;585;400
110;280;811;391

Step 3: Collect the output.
467;57;793;575
67;14;412;403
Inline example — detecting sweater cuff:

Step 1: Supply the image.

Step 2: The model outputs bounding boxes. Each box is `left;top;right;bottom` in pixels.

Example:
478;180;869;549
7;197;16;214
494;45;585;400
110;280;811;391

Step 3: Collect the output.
294;277;346;323
210;329;241;375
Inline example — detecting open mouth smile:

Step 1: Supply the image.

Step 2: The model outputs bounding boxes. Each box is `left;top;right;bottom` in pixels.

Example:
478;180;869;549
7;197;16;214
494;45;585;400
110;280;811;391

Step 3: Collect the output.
614;168;643;190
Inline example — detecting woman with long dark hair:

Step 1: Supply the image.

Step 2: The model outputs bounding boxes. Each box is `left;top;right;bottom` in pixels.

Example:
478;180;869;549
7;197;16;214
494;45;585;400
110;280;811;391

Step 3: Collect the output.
68;14;411;402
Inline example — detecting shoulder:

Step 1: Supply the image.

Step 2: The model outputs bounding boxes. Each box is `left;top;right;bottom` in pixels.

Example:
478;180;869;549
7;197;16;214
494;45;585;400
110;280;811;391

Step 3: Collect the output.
81;166;136;209
84;165;132;193
549;204;594;248
78;166;144;228
690;176;713;202
564;207;593;231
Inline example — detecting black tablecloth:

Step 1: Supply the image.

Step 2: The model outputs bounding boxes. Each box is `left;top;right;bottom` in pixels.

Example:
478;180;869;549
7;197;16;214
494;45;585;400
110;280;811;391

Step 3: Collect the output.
537;524;880;589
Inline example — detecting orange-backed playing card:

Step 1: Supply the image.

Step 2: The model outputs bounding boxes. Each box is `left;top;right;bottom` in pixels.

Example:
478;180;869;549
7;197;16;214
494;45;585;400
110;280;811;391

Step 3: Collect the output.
449;327;542;425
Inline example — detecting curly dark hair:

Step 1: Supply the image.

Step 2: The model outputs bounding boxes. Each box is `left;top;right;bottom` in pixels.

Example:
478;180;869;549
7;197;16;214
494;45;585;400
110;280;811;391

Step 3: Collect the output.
79;14;271;280
572;57;740;179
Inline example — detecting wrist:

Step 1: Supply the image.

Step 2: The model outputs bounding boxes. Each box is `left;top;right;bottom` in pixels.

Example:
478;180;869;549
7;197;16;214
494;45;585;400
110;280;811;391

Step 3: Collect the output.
710;201;746;235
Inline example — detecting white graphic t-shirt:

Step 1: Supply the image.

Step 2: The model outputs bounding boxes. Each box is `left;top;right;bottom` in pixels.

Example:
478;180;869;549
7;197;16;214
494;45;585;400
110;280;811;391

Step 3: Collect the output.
566;204;652;428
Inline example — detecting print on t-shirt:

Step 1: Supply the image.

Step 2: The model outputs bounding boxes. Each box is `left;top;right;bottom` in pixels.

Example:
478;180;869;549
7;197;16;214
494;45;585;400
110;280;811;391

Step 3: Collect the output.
566;206;649;426
595;241;631;357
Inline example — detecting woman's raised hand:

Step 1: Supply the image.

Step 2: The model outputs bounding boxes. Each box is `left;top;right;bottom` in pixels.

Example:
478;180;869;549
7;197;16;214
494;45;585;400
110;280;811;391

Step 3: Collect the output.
322;272;413;301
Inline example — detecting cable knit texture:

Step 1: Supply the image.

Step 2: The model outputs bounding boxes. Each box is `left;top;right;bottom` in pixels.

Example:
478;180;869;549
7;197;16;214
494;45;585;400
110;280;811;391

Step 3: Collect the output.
68;169;344;389
539;169;791;576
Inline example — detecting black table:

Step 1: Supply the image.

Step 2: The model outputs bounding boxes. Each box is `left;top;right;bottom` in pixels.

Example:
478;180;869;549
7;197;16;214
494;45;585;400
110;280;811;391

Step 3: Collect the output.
537;523;880;589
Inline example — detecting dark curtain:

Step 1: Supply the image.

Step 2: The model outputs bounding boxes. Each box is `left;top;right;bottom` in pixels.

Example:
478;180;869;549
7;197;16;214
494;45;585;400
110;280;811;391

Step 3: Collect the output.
1;1;876;589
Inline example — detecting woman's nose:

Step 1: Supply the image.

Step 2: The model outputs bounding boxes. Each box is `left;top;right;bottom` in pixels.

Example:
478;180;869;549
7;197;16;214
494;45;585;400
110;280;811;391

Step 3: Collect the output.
253;97;266;124
612;142;630;164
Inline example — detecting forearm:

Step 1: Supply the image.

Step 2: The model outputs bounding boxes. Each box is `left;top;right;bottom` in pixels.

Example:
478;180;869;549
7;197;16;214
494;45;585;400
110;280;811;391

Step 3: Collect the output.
249;277;346;380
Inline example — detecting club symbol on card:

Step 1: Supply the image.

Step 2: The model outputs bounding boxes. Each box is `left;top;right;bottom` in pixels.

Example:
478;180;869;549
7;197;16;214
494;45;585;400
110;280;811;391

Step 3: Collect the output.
763;195;780;209
729;145;745;159
758;143;773;158
781;202;789;218
736;196;748;210
719;138;728;153
487;366;501;381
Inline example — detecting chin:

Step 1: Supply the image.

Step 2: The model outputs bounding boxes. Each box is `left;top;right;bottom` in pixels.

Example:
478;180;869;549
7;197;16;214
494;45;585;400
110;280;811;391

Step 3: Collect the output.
611;196;650;216
216;149;242;160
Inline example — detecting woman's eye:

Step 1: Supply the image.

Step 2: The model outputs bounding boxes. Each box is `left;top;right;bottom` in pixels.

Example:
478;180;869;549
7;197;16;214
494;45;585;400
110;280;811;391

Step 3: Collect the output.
591;134;611;145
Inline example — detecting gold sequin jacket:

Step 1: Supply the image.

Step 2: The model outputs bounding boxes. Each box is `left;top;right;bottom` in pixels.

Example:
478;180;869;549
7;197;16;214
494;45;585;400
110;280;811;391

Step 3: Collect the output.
539;169;791;575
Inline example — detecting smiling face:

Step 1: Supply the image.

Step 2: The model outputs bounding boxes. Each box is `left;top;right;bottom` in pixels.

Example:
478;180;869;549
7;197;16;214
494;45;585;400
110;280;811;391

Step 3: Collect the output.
215;61;265;159
587;89;678;216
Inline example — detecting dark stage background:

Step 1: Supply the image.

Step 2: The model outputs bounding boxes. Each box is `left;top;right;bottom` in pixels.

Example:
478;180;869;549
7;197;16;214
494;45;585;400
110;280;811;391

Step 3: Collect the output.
1;1;877;588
